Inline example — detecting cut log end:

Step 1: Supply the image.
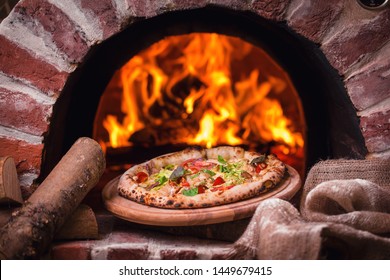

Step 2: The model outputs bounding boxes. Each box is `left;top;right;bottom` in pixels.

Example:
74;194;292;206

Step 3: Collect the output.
55;204;98;240
0;157;23;205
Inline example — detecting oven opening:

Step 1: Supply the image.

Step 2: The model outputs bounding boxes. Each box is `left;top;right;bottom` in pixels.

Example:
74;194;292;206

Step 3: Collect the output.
48;7;366;203
93;33;305;175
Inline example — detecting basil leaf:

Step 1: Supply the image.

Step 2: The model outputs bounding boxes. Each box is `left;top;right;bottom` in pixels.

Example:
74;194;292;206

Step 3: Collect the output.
219;164;229;173
202;169;216;176
182;187;198;196
169;166;185;182
218;155;227;164
157;175;168;185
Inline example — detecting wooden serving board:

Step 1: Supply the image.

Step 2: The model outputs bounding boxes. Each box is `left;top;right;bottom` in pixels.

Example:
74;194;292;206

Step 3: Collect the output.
102;165;301;226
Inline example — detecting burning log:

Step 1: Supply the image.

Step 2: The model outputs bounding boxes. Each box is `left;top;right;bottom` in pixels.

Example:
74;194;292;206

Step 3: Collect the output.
0;137;105;259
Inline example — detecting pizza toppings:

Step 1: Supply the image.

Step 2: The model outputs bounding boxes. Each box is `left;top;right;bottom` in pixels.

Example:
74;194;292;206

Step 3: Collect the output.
169;166;186;182
118;146;288;209
250;155;268;173
213;176;225;186
134;154;271;197
250;155;266;165
255;163;268;173
135;172;148;183
182;187;198;196
197;185;206;194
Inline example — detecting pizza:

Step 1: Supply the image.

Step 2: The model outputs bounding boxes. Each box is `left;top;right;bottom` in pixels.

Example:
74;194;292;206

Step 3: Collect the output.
117;146;288;209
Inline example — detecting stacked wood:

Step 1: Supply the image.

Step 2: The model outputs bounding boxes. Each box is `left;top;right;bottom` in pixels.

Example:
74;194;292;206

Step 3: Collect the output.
0;157;23;205
0;137;105;259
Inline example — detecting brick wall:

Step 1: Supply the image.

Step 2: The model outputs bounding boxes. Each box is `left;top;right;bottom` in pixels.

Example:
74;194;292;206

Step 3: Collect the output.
0;0;389;196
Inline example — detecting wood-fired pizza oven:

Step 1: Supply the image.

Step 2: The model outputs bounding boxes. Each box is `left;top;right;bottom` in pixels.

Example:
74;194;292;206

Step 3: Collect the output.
2;0;388;198
0;0;389;260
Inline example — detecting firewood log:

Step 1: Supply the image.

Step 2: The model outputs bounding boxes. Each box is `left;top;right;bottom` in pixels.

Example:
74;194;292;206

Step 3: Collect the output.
0;157;23;205
0;204;98;241
0;137;105;259
55;204;98;240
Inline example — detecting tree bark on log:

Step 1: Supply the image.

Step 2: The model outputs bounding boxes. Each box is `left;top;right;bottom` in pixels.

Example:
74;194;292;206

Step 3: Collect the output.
0;204;99;241
0;137;105;259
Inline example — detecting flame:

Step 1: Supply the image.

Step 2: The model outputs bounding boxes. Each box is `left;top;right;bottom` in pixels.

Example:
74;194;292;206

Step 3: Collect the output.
101;33;304;154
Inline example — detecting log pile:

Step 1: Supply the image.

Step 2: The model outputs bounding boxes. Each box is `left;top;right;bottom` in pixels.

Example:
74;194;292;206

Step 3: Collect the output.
0;137;105;259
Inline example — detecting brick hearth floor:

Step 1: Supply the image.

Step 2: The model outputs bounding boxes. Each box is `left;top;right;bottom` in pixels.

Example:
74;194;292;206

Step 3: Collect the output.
49;211;243;260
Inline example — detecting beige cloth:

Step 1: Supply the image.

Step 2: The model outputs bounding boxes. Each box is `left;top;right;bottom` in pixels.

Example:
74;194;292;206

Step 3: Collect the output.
229;158;390;259
304;179;390;233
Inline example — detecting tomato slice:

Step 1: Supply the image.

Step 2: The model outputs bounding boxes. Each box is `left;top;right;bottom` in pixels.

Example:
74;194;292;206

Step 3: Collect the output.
180;178;190;187
255;163;268;173
188;167;201;174
182;158;201;168
193;160;216;169
135;171;148;183
181;159;201;174
197;185;206;194
182;158;215;170
213;176;225;186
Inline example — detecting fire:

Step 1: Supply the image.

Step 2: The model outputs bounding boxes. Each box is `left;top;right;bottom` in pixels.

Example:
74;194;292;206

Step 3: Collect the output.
101;33;304;155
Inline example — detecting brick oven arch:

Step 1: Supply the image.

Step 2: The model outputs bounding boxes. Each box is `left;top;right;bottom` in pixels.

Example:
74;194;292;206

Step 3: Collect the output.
0;0;388;195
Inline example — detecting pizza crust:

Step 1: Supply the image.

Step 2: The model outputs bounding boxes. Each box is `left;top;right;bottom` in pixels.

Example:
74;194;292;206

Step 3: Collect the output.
117;146;287;209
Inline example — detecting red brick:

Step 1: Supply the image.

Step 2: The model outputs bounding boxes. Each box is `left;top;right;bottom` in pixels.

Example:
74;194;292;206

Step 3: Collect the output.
0;136;43;174
126;0;174;17
160;249;198;260
287;0;344;43
106;230;151;244
49;226;238;260
0;87;51;136
208;0;251;10
322;8;390;74
0;35;68;95
346;50;390;110
252;0;291;21
172;0;208;10
79;0;121;39
14;0;89;64
50;241;93;260
104;246;150;260
360;109;390;153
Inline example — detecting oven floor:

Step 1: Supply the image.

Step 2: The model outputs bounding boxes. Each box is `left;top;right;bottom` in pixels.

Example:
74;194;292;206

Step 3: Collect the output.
49;210;248;260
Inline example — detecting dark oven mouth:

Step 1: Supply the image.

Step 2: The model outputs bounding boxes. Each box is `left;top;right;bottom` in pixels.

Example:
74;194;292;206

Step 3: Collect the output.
43;7;367;183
